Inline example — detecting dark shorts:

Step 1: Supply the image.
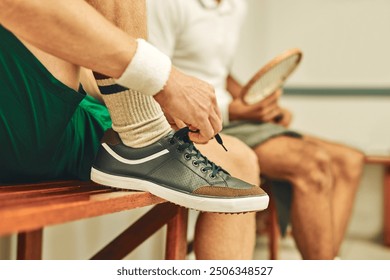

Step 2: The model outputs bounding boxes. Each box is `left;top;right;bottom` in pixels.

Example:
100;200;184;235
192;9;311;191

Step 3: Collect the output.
0;26;111;183
222;121;302;235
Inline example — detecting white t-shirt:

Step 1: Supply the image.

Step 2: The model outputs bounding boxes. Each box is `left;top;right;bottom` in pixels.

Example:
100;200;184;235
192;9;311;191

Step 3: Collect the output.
147;0;247;125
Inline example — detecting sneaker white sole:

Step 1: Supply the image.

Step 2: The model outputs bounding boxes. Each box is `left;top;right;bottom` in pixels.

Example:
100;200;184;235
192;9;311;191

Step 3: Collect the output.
91;168;269;213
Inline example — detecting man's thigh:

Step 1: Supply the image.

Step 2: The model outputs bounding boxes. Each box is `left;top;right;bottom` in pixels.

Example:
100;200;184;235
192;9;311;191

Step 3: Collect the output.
302;135;364;177
303;135;363;159
86;0;147;36
254;135;314;181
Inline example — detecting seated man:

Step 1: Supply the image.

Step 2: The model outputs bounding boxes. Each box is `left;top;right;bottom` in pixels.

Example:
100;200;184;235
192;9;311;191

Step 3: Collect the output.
147;0;365;259
0;0;267;259
0;0;268;213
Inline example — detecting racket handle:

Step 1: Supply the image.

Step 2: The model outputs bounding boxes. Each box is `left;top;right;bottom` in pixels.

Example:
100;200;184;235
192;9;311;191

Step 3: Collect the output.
273;113;284;123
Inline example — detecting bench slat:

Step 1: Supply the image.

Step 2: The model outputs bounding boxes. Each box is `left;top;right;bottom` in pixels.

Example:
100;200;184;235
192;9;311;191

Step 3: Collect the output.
0;181;165;236
365;155;390;165
0;180;188;260
0;180;99;190
0;185;115;205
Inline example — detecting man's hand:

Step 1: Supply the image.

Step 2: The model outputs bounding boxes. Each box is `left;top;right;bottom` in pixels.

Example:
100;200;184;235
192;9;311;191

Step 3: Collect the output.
162;110;186;131
275;107;293;127
229;89;283;123
154;67;222;143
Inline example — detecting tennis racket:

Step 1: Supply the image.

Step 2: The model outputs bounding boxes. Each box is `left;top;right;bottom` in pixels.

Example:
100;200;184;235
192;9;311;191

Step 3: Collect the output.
241;48;303;105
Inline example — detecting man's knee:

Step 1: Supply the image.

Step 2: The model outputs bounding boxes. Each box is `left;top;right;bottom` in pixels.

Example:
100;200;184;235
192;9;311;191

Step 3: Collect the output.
196;134;260;185
292;144;332;194
226;136;260;175
333;147;365;181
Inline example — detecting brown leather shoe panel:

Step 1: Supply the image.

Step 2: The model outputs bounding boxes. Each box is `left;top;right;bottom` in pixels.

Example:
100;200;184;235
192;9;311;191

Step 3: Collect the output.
193;185;267;197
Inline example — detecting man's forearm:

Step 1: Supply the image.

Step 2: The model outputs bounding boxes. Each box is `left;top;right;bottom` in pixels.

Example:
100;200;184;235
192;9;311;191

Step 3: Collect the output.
0;0;135;78
226;75;242;99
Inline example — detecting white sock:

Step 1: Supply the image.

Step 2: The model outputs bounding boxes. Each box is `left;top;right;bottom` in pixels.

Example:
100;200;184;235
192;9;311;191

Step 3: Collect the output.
96;77;171;148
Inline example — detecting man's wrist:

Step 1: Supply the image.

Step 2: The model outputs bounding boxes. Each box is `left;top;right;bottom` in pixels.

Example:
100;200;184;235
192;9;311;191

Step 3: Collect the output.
116;39;172;96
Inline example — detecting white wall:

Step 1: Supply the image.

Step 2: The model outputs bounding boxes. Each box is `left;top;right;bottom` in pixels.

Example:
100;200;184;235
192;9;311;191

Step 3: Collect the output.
234;0;390;88
233;0;390;154
281;94;390;155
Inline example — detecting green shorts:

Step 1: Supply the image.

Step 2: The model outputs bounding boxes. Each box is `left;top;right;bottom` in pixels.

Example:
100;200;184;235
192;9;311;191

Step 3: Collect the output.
0;26;111;183
222;121;302;235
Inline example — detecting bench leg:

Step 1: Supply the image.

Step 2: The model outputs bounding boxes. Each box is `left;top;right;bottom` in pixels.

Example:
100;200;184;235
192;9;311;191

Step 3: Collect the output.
384;166;390;246
17;229;43;260
91;203;187;260
268;200;280;260
165;207;188;260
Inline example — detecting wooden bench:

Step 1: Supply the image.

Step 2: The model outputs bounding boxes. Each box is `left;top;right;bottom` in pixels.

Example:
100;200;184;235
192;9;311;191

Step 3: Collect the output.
365;155;390;246
254;193;280;260
0;180;188;260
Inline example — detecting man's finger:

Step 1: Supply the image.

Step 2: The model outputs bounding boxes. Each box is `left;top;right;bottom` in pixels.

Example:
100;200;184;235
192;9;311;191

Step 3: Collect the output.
208;109;223;135
174;118;187;129
188;131;209;144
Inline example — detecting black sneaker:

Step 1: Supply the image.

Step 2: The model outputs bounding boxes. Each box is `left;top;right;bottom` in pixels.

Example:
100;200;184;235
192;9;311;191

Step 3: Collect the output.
90;128;269;213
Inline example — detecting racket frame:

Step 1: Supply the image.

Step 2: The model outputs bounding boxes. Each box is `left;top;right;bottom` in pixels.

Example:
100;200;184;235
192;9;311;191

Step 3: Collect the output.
241;48;303;104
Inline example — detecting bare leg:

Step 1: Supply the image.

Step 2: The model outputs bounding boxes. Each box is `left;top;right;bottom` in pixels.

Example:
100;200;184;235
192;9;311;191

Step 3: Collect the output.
303;135;364;254
194;135;260;259
254;136;335;259
86;0;171;147
86;0;146;38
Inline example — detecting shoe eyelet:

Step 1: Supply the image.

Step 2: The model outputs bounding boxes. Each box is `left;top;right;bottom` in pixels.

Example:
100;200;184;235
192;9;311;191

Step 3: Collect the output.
184;153;191;160
192;161;199;167
200;167;207;173
209;174;216;179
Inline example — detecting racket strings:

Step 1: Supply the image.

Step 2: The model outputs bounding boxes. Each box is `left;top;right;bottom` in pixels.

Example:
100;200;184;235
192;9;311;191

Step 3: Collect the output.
245;54;300;104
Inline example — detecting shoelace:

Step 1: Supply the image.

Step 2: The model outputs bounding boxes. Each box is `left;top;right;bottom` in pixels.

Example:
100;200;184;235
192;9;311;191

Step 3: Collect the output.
171;127;229;177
